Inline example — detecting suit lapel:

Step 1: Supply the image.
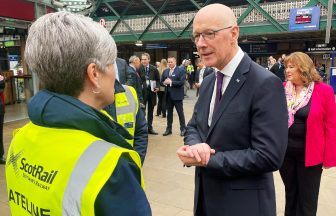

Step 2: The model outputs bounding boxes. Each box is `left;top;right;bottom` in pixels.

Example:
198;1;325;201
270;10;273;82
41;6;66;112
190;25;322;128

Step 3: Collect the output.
171;67;178;78
207;54;251;136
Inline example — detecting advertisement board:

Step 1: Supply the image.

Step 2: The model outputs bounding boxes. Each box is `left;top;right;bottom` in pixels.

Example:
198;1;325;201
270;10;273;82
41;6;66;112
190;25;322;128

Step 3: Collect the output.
289;7;320;31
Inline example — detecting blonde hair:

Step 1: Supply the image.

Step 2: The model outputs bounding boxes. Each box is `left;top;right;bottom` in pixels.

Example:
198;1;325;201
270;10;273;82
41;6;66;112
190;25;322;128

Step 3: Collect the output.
284;52;321;86
158;59;168;76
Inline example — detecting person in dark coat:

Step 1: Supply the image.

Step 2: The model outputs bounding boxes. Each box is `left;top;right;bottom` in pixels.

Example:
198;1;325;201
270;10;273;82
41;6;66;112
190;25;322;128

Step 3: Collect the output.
194;58;214;97
0;73;5;164
139;53;160;135
177;4;288;216
161;57;187;137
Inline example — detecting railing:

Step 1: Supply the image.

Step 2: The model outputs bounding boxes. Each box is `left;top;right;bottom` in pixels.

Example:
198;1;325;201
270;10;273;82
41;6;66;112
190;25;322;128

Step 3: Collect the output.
105;0;329;34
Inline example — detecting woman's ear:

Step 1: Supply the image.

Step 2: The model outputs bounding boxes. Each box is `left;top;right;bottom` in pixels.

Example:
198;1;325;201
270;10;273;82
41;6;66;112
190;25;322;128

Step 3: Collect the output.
86;63;100;88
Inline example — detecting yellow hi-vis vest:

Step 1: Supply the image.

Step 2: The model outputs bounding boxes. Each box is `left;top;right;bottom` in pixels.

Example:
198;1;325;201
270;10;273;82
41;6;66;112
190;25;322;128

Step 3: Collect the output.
6;122;144;216
114;85;138;146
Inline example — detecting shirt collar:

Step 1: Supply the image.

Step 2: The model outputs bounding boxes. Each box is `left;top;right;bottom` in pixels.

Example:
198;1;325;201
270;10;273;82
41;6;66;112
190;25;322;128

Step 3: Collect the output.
215;47;244;77
129;64;136;71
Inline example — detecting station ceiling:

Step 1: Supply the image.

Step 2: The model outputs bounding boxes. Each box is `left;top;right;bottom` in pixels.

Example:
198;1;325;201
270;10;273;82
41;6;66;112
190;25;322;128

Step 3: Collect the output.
92;0;279;17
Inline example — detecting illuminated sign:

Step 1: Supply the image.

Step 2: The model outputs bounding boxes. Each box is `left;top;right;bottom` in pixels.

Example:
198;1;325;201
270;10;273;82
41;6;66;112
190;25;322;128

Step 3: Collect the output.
4;41;15;47
289;7;320;31
295;14;312;24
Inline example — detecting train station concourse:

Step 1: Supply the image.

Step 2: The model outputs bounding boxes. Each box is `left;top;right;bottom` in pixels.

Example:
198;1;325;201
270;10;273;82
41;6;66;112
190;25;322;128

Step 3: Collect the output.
0;0;336;215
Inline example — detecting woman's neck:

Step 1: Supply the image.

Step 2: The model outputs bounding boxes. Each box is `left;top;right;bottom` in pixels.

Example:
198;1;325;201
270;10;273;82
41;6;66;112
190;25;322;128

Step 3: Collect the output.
294;84;304;95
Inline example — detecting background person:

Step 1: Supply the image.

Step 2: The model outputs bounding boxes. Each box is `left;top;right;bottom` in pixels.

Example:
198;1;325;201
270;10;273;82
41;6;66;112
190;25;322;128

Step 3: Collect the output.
161;57;187;137
104;80;148;164
280;52;336;216
5;12;151;215
0;73;5;164
177;4;288;216
115;57;128;84
194;58;214;97
139;53;160;135
127;55;144;107
156;58;168;118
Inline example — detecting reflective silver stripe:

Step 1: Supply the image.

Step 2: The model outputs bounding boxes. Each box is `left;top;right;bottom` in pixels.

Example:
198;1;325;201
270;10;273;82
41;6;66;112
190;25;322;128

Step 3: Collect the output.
116;86;137;118
62;140;116;216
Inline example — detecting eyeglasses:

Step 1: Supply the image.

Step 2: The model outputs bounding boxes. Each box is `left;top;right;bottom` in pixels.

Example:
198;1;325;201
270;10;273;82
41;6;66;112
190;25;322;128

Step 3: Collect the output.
191;26;233;43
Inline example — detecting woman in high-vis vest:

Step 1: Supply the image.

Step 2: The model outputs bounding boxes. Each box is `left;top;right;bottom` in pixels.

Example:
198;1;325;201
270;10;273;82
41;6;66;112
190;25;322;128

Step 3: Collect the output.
104;80;148;164
5;12;151;216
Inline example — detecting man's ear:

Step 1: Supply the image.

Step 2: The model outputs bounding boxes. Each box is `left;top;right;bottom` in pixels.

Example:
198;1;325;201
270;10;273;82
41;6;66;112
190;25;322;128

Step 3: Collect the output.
231;25;240;43
87;63;100;87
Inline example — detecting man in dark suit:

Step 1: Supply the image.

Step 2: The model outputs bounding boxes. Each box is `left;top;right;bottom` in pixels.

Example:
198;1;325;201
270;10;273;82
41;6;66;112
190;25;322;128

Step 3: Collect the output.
161;57;187;136
194;58;214;97
177;4;288;216
127;55;144;107
0;74;5;164
270;57;285;82
140;53;160;135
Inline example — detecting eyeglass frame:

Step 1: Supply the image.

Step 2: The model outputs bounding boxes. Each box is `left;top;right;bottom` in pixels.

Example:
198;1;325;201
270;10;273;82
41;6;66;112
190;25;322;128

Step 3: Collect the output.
191;26;233;43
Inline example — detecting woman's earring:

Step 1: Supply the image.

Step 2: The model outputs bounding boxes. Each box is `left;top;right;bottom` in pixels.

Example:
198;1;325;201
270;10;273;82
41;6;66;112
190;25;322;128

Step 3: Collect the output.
92;84;101;94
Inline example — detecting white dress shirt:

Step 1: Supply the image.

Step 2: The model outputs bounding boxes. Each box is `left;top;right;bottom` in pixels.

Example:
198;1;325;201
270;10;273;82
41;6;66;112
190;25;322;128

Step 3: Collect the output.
199;66;206;85
208;48;244;126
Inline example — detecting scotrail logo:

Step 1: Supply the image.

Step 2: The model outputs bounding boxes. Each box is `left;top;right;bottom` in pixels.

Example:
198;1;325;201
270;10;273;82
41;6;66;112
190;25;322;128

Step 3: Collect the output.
7;148;23;176
7;148;59;190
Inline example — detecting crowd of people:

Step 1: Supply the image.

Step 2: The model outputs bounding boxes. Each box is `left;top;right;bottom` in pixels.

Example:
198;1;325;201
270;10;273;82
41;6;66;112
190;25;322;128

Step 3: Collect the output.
2;3;336;216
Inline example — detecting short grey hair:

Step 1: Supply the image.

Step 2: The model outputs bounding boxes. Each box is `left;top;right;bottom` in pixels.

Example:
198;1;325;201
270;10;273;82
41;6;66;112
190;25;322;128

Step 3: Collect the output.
25;12;117;96
129;55;139;64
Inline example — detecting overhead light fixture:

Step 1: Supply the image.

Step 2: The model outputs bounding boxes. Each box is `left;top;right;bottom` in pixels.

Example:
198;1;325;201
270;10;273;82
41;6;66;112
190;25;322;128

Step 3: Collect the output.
135;40;143;46
51;0;67;8
261;36;268;41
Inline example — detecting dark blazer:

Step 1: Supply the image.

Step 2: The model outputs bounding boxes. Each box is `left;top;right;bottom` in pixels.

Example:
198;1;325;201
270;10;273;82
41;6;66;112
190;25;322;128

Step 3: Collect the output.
184;54;288;216
0;79;4;114
139;64;160;106
161;66;186;101
126;66;144;105
104;81;148;164
195;67;214;83
270;62;285;82
116;58;128;84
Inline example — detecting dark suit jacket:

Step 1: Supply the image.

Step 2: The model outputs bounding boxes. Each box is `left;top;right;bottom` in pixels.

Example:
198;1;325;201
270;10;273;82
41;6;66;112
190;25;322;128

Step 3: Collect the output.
161;66;186;101
139;64;160;107
116;58;128;84
195;67;214;83
0;79;4;114
126;66;144;105
270;62;285;82
104;81;148;164
184;54;288;216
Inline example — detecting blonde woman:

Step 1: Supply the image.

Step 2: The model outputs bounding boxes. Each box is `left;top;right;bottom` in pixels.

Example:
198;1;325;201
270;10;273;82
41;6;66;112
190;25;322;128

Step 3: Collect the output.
156;58;168;117
280;52;336;216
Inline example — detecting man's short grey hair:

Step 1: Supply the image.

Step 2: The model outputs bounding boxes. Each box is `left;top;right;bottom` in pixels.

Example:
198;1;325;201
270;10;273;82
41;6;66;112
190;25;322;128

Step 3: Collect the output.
129;55;139;64
25;12;117;96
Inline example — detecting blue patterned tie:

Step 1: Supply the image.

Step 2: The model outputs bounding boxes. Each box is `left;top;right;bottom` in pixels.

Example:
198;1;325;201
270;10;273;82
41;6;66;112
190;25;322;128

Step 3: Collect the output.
214;72;224;111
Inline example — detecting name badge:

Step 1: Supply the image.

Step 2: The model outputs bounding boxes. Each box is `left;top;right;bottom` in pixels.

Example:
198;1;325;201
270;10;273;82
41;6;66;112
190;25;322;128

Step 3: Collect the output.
124;122;134;128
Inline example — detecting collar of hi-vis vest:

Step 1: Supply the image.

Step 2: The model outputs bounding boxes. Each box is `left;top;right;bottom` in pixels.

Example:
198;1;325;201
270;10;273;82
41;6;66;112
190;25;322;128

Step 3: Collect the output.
114;79;125;94
28;90;133;150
